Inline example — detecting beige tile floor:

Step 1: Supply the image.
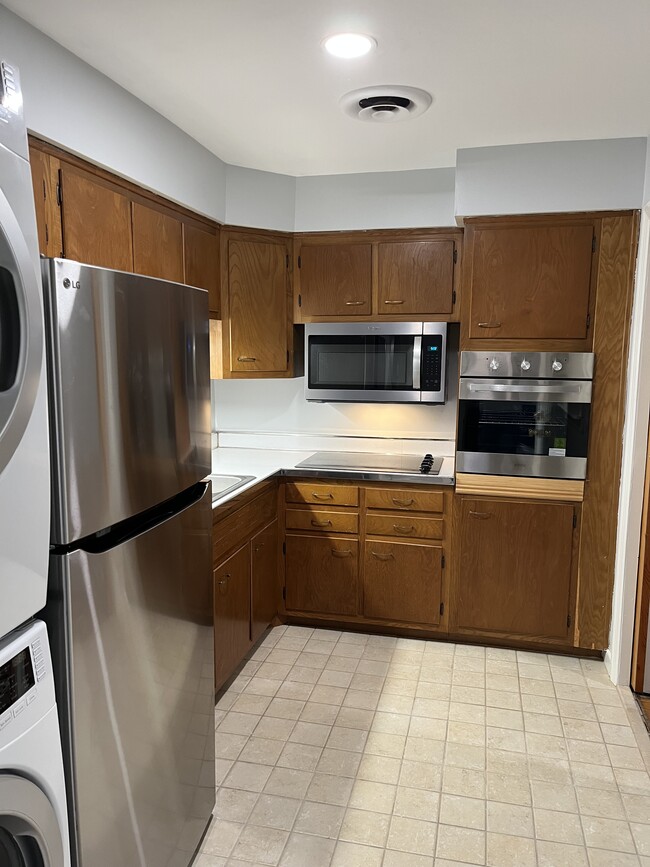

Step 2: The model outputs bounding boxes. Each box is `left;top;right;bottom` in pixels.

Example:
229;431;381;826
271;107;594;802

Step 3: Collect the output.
198;625;650;867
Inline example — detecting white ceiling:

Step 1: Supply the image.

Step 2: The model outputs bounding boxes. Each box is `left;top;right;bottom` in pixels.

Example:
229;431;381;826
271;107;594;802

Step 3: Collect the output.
7;0;650;176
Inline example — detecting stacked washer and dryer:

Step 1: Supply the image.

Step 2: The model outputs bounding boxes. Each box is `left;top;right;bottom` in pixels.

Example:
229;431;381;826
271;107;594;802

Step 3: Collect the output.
0;61;71;866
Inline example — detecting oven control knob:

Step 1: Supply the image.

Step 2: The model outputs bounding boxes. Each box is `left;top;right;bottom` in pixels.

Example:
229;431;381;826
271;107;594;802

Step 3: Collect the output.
552;359;563;372
520;359;531;372
489;357;500;372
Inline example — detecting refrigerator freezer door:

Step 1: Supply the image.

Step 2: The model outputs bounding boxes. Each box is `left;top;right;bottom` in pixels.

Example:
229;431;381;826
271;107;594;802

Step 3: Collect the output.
48;484;214;867
44;258;211;544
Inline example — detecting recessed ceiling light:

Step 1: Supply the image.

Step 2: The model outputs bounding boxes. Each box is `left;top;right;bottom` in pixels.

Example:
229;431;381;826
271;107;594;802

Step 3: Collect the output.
323;33;376;59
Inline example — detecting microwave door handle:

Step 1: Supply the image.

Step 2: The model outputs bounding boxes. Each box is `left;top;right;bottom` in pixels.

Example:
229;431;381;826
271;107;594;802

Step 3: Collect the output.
469;383;583;396
412;336;422;390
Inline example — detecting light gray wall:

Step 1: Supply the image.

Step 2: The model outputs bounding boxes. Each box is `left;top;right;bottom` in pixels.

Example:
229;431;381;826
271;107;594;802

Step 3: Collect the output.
455;138;648;219
644;138;650;206
295;168;456;231
225;164;295;232
1;5;228;221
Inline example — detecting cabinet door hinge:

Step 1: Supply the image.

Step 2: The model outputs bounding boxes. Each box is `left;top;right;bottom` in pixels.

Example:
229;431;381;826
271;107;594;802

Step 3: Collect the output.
592;234;597;253
286;253;290;269
56;169;63;207
452;289;457;306
441;553;446;569
440;602;444;616
453;248;458;264
298;293;302;308
297;255;302;268
567;613;572;628
45;223;49;246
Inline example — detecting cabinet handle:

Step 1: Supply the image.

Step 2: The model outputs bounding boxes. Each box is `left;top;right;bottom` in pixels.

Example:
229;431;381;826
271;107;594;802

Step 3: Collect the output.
237;356;257;362
311;519;332;527
371;551;395;561
477;322;502;329
254;543;265;552
469;511;492;519
393;524;415;534
331;549;353;558
217;574;231;591
384;299;405;305
392;497;415;507
345;300;366;306
312;492;334;500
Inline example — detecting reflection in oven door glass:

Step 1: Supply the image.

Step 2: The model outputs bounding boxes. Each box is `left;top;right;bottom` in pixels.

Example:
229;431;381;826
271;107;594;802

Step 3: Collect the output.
458;400;591;459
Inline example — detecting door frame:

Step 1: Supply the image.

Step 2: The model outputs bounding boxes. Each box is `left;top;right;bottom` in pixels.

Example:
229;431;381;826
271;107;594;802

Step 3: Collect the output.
608;202;650;685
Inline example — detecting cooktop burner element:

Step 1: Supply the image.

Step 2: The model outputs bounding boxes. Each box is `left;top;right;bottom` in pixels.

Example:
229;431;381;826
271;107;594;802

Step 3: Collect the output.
295;451;443;476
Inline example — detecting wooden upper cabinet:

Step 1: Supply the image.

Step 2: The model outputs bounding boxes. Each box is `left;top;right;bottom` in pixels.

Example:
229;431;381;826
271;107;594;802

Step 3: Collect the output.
453;497;577;643
132;202;183;282
378;240;455;315
184;223;220;317
59;163;134;271
467;221;596;340
225;234;290;375
28;146;53;256
297;243;372;317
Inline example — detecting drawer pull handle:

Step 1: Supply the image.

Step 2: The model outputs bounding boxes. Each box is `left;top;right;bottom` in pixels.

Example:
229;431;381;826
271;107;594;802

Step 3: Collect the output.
392;497;415;507
312;492;334;500
469;510;492;519
477;322;502;329
393;524;415;534
331;549;353;558
237;356;257;362
371;551;395;561
345;300;366;306
311;519;332;528
384;299;405;305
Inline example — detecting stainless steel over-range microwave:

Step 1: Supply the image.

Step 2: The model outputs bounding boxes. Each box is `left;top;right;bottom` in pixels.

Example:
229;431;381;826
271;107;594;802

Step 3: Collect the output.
305;322;448;404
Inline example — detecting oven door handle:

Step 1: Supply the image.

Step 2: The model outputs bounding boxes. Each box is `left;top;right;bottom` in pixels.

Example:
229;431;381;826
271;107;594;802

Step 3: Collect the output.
412;336;422;391
468;383;585;396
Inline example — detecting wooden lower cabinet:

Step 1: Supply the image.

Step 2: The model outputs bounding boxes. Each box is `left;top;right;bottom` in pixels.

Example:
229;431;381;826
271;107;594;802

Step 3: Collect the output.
285;535;359;616
214;545;251;690
452;497;577;644
251;520;280;644
363;540;443;626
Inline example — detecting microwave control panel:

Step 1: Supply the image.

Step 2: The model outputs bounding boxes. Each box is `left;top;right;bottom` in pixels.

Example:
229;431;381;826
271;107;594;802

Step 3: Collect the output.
422;337;443;391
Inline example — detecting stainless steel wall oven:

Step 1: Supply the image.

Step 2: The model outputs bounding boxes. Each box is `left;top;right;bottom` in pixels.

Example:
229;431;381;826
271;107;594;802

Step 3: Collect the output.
457;351;595;480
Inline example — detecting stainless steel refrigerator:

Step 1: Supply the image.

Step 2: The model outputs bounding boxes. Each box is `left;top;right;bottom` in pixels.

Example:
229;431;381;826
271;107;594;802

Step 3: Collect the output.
42;258;214;867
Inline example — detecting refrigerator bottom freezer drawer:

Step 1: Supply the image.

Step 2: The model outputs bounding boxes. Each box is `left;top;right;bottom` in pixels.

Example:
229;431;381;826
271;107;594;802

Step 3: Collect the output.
48;485;214;867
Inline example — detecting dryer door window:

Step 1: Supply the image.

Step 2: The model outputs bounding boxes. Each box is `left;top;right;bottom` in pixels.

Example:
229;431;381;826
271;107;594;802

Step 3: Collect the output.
0;186;43;476
0;776;64;867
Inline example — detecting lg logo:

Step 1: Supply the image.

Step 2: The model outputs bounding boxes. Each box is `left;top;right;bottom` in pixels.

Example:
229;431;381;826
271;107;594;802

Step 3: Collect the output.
62;278;80;289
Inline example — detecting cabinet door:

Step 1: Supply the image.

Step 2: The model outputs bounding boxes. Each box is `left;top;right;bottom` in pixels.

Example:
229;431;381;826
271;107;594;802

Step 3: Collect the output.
285;535;358;616
378;240;455;315
184;223;220;316
214;544;251;689
455;498;576;642
132;202;184;282
468;223;595;340
227;238;289;373
364;540;443;626
298;243;372;317
59;163;133;271
251;520;279;643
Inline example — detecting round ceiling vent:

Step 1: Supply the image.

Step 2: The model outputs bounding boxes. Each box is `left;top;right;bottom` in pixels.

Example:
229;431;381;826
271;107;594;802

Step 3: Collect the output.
340;85;432;123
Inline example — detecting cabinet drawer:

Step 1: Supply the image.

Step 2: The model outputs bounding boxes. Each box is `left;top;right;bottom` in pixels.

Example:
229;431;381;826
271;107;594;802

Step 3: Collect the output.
364;541;442;626
213;485;277;564
285;508;359;535
366;514;443;540
365;487;444;513
285;482;359;507
285;535;358;616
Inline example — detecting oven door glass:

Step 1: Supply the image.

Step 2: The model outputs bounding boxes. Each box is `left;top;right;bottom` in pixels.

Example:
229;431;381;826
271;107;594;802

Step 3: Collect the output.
458;398;591;458
308;335;417;391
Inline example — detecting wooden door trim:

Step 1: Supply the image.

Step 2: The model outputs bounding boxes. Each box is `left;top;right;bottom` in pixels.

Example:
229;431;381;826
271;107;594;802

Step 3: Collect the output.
631;418;650;691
